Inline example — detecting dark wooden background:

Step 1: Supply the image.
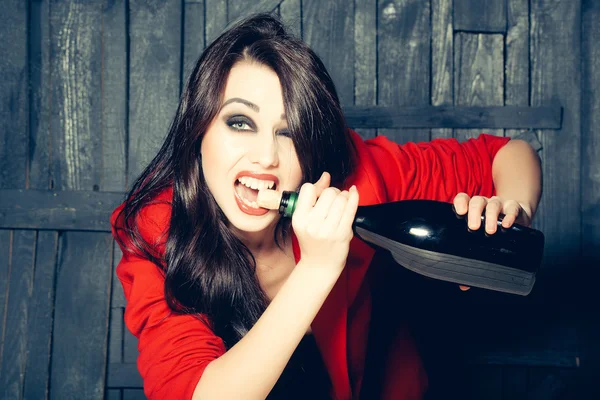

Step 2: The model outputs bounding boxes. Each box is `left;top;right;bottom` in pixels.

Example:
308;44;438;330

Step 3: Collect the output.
0;0;598;399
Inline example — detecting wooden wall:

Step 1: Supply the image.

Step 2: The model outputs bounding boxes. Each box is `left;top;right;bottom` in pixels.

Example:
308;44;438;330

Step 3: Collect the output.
0;0;598;399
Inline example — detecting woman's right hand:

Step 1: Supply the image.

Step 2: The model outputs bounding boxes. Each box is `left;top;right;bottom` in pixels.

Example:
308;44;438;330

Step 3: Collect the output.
291;172;359;275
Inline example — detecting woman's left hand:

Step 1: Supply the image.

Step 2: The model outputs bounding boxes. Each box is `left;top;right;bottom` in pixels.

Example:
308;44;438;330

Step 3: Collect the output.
451;193;534;291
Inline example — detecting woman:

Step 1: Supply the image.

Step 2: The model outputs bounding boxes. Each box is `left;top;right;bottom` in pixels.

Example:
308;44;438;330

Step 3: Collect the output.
111;13;542;400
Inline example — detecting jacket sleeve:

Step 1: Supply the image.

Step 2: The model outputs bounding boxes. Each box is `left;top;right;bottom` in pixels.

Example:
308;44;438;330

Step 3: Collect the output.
111;196;226;400
363;133;511;202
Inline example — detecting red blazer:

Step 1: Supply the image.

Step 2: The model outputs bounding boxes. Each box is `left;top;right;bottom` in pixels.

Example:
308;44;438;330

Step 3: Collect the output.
111;131;510;399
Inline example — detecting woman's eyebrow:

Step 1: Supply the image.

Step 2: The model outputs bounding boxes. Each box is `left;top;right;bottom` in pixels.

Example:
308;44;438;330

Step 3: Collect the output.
221;97;259;112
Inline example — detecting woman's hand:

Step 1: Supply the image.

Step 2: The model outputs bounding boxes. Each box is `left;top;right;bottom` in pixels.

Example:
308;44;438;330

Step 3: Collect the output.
453;193;533;232
292;172;360;276
452;193;534;291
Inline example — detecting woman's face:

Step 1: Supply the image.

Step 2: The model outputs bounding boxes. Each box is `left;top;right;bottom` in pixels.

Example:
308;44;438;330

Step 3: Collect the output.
201;61;303;235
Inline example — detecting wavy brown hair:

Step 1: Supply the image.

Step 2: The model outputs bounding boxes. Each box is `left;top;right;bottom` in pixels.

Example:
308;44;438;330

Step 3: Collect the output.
114;13;357;348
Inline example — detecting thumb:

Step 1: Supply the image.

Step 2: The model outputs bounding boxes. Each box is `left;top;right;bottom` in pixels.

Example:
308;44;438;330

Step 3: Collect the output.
313;172;331;197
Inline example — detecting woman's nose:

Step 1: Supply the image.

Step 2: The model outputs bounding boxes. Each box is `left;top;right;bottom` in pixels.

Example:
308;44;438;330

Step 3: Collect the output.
248;133;279;168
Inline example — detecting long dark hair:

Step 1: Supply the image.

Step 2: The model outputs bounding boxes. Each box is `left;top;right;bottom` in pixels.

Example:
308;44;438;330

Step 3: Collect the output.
114;13;357;348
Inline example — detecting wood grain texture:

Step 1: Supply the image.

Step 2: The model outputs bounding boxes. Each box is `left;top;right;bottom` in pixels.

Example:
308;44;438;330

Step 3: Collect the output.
454;33;504;140
580;0;600;391
205;0;228;44
531;0;581;272
431;0;453;140
0;0;28;189
279;0;302;38
29;0;52;190
0;189;124;231
0;230;35;399
506;0;532;141
228;0;283;23
22;231;58;400
582;0;600;274
107;389;123;400
124;326;140;364
51;1;104;191
123;389;147;400
303;0;354;105
109;307;124;364
0;230;10;363
354;0;377;140
50;231;113;399
454;0;507;33
183;0;205;84
128;0;181;184
107;363;144;388
343;105;561;129
378;0;431;144
112;242;127;307
102;0;128;192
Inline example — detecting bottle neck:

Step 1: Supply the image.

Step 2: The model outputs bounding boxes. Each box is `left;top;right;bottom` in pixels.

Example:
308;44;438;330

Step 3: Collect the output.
280;191;298;218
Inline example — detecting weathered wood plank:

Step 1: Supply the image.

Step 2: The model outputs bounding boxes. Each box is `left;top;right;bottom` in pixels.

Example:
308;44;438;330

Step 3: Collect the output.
343;106;562;129
580;0;600;389
22;231;58;400
183;0;205;84
124;328;140;365
50;1;104;191
112;241;127;307
0;231;10;365
279;0;302;37
228;0;283;23
378;0;431;144
107;363;144;388
303;0;354;105
454;33;504;140
0;189;124;232
454;0;507;33
50;232;113;399
109;307;124;364
107;389;123;400
205;0;228;44
29;0;52;190
129;0;181;184
102;0;128;192
531;0;581;271
123;389;147;400
431;0;453;140
354;0;376;140
0;230;36;398
502;367;528;400
0;0;28;189
506;0;531;141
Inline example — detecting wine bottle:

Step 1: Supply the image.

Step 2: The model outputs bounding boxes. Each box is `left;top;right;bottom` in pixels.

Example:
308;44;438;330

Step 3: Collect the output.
257;190;544;296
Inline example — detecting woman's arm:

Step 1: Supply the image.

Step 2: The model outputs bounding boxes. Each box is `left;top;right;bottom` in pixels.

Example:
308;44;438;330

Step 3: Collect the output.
194;175;358;400
453;139;542;233
194;261;339;400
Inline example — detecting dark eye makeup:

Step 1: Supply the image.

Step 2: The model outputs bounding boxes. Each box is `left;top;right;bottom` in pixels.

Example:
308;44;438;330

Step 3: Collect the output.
224;113;291;137
225;115;255;132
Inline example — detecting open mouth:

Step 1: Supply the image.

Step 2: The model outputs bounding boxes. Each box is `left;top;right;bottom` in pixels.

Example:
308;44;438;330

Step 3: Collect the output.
234;176;277;210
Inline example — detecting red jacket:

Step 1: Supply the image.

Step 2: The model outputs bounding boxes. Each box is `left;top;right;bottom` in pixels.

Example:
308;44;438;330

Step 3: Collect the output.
111;131;510;399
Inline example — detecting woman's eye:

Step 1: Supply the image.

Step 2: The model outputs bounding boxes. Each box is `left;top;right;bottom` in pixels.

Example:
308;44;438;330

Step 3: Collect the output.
277;130;292;137
226;116;254;132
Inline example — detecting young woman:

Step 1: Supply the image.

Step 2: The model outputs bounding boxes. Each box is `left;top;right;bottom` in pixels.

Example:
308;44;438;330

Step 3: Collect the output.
111;13;542;400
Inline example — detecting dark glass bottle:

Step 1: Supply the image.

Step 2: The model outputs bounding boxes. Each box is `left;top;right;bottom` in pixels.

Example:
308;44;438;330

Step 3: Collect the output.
279;193;544;296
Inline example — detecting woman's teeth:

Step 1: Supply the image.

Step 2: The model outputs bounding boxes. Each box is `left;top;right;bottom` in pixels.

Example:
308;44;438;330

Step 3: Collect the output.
237;176;275;191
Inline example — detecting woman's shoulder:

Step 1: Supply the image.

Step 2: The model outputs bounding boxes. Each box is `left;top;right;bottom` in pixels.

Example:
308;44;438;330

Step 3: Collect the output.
111;186;174;256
